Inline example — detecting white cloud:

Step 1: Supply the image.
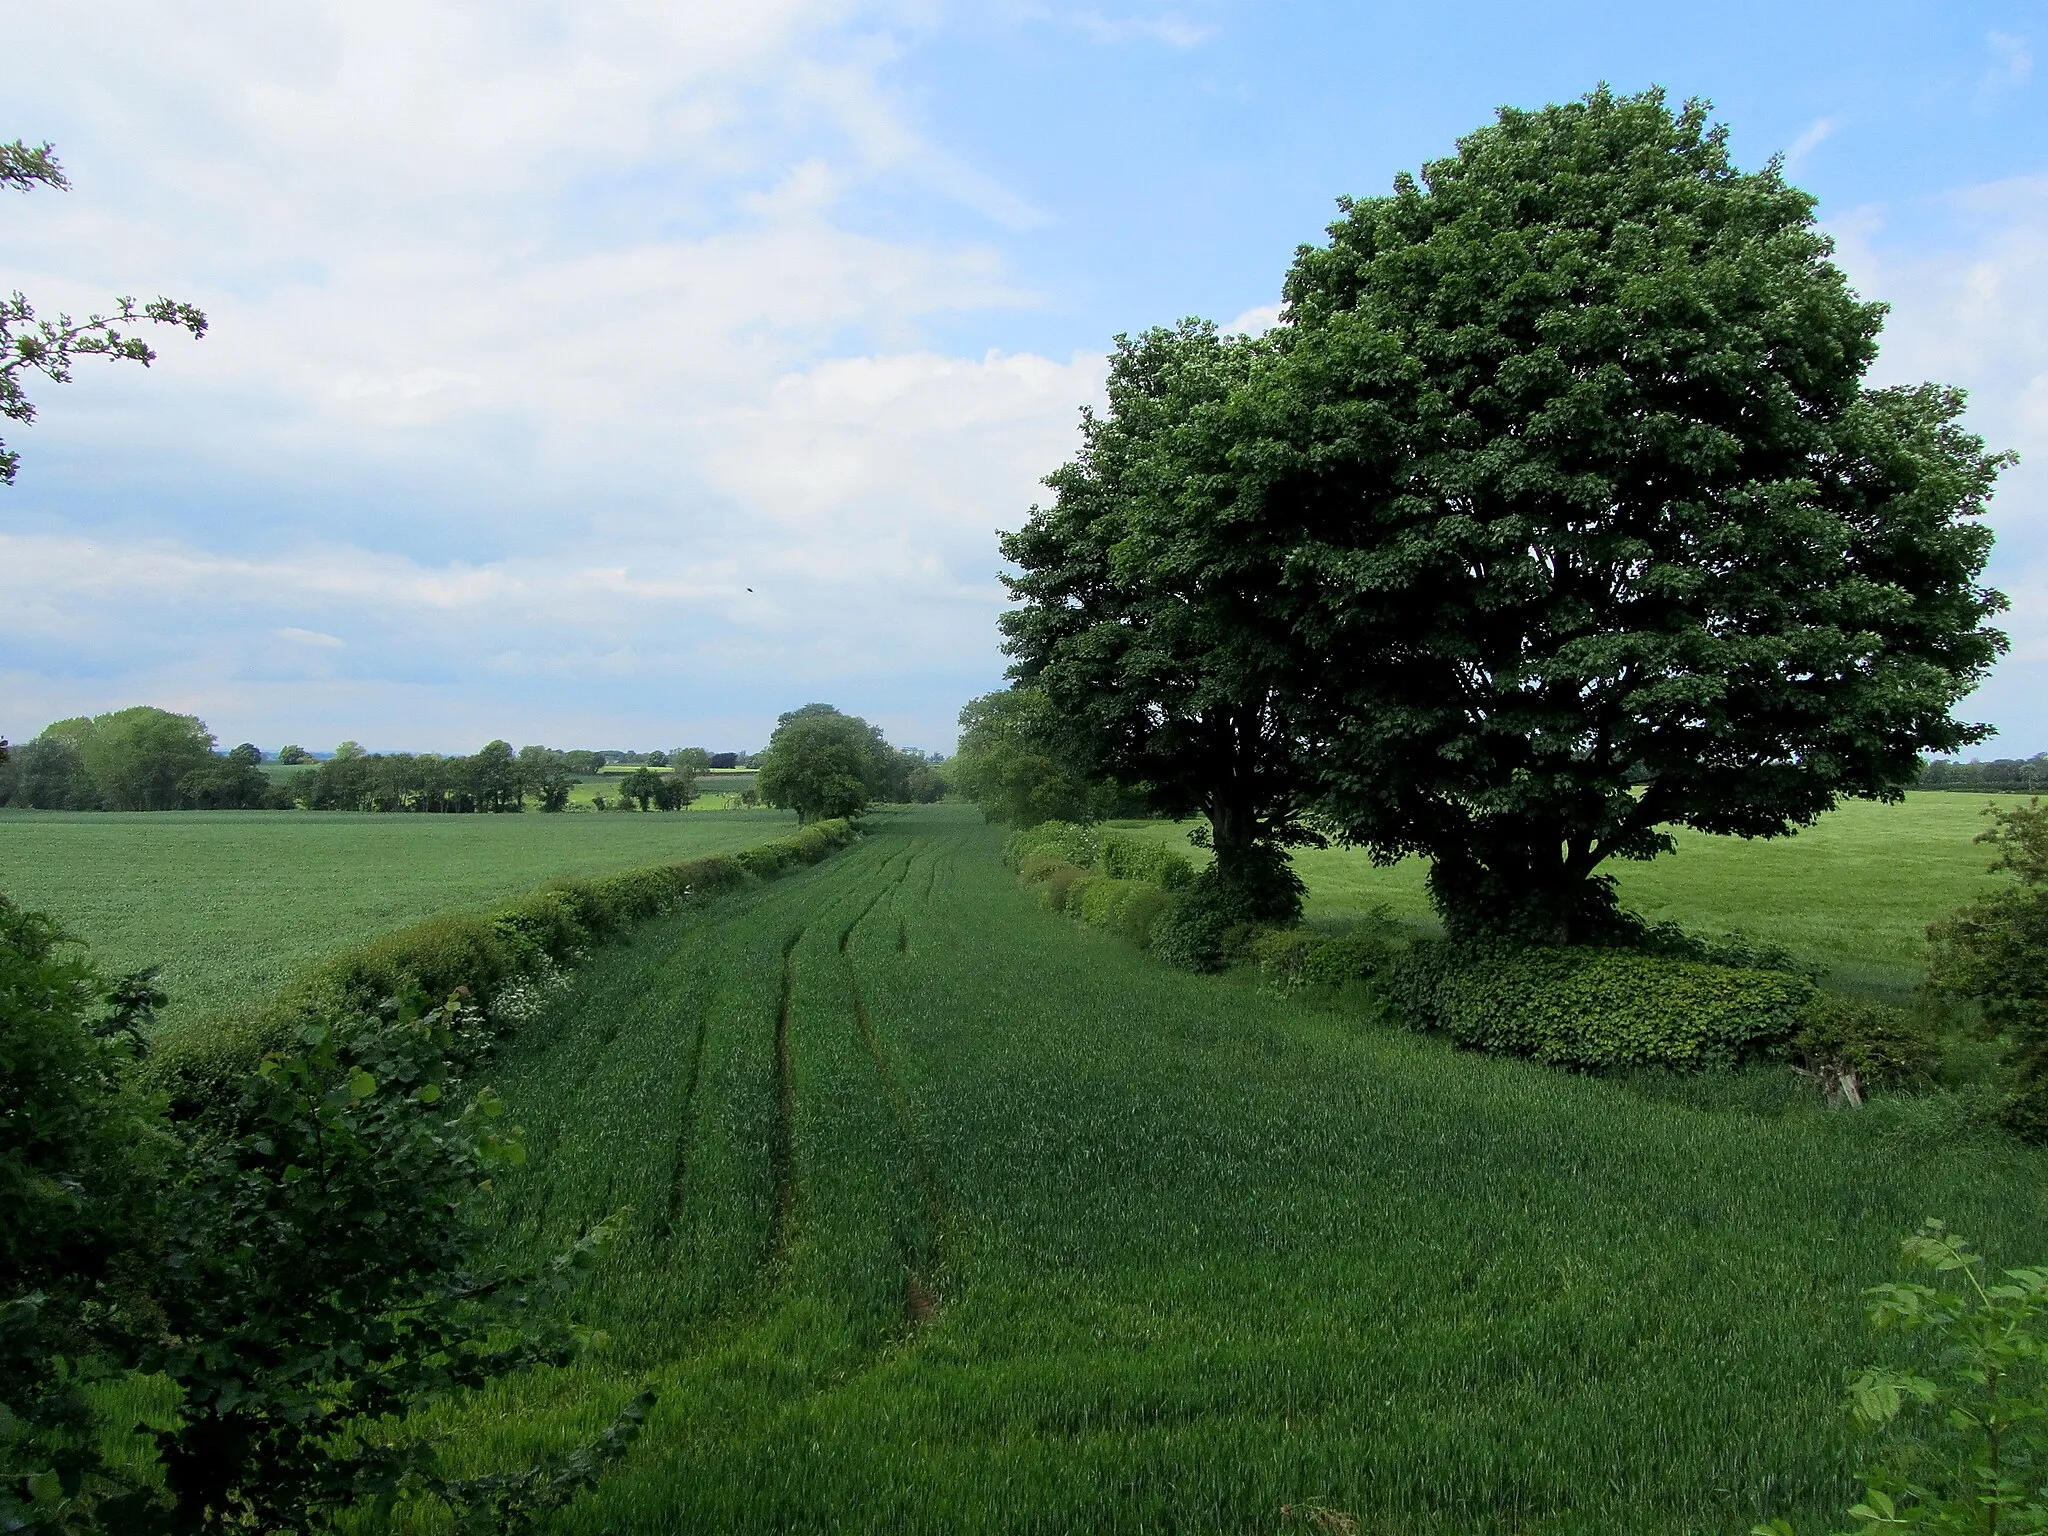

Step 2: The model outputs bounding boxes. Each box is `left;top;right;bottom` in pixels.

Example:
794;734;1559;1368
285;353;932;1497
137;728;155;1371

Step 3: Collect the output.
1784;116;1840;174
0;0;1099;750
1224;302;1282;336
1071;10;1216;48
1829;175;2048;749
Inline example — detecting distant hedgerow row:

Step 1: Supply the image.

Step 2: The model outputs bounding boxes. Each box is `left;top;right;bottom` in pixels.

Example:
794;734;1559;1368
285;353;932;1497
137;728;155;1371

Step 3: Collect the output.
146;819;857;1112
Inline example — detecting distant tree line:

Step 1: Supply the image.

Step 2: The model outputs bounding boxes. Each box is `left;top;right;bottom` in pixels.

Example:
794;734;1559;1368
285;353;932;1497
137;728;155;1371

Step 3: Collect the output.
0;709;765;813
0;708;281;810
1920;755;2048;793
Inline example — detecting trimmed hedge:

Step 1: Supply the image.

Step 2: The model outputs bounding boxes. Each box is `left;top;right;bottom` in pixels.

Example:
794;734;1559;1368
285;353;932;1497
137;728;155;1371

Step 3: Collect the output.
1003;820;1101;873
1097;831;1194;890
146;820;855;1112
1388;941;1815;1071
1252;925;1397;995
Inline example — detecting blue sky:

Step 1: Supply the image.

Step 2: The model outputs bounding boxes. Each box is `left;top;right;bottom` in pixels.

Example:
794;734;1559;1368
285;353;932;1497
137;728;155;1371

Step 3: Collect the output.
2;1;2044;755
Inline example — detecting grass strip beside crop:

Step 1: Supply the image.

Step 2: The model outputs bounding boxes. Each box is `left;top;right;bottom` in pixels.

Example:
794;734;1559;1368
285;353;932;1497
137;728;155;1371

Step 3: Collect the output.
142;819;857;1112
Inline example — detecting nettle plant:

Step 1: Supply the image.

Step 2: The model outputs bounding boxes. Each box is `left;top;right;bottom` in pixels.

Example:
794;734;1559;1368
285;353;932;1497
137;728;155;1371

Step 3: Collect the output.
1758;1223;2048;1535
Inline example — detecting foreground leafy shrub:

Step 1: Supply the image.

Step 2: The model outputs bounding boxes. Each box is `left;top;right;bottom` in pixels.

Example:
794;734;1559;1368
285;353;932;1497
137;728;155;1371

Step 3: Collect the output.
2;898;642;1533
1755;1222;2048;1535
0;896;162;1531
1929;799;2048;1139
1391;942;1814;1071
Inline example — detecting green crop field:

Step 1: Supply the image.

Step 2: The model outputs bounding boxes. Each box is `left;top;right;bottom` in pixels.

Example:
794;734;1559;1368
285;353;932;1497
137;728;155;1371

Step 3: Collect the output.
414;803;2048;1534
0;808;796;1030
1108;792;2030;999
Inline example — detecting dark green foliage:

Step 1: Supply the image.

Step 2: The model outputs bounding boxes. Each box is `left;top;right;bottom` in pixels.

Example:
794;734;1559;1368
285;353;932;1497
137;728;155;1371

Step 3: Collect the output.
999;324;1320;916
0;898;162;1530
0;732;95;808
138;993;631;1532
1929;800;2048;1137
275;744;309;765
0;887;647;1531
1390;941;1814;1070
1259;87;2007;942
174;754;274;810
1146;897;1237;973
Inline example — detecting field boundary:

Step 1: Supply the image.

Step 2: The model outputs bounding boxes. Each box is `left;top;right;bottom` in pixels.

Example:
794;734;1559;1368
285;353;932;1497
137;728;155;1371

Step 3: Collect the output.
143;818;861;1112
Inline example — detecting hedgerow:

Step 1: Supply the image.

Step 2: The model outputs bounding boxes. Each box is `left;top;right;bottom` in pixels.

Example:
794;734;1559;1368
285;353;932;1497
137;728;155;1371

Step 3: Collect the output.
1002;820;1100;873
1387;941;1815;1071
145;820;854;1113
1251;918;1398;995
1074;876;1177;948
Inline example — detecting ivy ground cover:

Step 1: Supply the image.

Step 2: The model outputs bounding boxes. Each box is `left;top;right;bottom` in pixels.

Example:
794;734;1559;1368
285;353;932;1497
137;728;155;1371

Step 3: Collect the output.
441;803;2048;1534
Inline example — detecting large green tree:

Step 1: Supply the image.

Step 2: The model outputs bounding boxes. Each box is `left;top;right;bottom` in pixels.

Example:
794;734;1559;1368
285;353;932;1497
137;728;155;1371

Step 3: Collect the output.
1250;87;2007;942
756;705;885;824
2;141;205;486
1000;322;1321;919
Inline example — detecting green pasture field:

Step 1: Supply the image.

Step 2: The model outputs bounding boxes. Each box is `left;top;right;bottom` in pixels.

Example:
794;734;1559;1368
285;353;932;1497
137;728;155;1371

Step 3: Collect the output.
1114;792;2029;997
424;804;2048;1534
0;809;796;1031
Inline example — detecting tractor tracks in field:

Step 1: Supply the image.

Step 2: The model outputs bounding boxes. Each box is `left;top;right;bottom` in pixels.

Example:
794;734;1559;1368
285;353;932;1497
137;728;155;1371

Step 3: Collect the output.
836;844;951;1328
764;926;804;1275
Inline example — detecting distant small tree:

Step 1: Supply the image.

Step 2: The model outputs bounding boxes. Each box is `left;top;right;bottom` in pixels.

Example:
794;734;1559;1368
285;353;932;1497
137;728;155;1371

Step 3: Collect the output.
1;140;207;487
757;707;875;823
645;750;667;767
332;741;366;762
517;746;574;812
276;744;310;765
226;743;262;766
618;767;660;812
651;772;694;812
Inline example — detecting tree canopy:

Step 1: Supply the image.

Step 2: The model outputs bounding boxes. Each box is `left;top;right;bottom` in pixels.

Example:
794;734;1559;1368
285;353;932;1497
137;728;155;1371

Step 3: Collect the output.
999;323;1320;919
756;706;883;824
1001;87;2009;943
